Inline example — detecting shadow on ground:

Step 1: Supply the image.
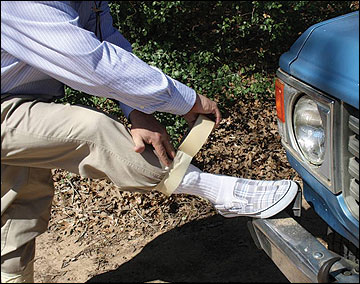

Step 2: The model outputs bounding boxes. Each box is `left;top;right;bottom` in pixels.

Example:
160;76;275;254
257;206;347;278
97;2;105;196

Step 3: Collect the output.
87;214;290;283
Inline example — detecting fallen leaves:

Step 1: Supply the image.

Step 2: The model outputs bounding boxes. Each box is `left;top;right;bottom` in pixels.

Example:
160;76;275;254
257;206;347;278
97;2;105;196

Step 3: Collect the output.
48;93;301;259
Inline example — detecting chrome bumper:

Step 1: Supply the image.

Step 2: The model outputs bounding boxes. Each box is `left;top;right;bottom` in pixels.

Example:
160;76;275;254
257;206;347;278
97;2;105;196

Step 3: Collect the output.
248;212;359;283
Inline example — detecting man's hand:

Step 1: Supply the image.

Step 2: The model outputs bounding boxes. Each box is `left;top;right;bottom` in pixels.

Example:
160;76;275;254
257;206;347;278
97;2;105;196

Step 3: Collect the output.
129;110;175;167
183;94;222;128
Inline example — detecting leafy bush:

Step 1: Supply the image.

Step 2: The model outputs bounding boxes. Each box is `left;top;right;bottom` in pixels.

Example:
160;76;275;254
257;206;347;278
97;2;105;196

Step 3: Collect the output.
60;1;357;145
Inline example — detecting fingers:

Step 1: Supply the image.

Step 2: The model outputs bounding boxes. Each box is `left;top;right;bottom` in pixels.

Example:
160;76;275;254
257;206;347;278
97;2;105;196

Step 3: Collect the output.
131;128;175;166
153;140;172;167
213;104;222;127
152;132;175;166
163;138;176;160
185;94;222;127
207;97;222;127
132;134;146;153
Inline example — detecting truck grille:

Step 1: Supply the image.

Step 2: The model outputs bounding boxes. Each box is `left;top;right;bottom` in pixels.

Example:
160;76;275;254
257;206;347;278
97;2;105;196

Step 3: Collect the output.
346;113;359;220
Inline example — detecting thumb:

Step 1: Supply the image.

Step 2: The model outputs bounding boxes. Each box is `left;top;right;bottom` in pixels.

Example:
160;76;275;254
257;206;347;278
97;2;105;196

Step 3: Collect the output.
132;134;146;153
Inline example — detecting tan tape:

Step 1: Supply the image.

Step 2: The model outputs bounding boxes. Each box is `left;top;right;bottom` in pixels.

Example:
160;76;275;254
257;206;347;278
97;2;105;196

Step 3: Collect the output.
155;114;215;196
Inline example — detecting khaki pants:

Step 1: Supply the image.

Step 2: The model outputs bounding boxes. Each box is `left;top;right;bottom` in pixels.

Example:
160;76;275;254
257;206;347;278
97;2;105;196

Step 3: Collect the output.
1;96;168;275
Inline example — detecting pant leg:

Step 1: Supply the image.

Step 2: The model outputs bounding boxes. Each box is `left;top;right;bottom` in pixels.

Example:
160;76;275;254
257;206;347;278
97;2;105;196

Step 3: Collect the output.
1;96;168;278
1;165;53;277
1;96;167;191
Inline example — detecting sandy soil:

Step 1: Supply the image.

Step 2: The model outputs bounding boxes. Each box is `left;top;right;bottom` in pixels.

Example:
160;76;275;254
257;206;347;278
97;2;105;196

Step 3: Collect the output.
33;96;329;283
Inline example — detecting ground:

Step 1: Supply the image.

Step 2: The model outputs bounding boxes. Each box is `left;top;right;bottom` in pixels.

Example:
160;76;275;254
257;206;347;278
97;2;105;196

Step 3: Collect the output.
34;95;329;283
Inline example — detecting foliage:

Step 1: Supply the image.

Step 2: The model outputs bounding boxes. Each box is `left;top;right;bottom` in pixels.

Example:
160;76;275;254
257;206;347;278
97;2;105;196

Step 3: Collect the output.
60;1;357;145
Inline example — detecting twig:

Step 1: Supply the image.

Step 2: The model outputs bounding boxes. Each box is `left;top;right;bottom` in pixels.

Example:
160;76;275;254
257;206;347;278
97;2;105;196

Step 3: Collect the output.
72;189;76;204
130;205;157;232
75;225;88;243
68;180;80;196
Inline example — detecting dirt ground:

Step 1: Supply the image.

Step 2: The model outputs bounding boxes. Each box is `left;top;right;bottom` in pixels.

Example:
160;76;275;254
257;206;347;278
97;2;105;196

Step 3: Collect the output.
33;96;329;283
35;199;329;283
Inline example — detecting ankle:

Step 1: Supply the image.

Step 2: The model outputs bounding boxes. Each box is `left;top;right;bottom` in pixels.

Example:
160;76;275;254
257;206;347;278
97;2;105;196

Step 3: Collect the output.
174;165;227;204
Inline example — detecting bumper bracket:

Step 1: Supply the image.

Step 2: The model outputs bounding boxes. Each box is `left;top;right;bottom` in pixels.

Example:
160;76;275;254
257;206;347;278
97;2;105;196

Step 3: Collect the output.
247;212;359;283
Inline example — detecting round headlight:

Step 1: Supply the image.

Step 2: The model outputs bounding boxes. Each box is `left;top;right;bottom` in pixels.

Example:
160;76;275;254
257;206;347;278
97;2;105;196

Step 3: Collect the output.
293;95;326;165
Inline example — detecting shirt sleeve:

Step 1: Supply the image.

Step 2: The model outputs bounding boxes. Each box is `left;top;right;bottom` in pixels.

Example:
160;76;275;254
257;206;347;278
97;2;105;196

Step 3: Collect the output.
1;1;196;116
89;1;135;118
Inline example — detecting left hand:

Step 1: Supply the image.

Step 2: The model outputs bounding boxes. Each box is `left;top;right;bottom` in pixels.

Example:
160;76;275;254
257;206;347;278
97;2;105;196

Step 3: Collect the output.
183;94;222;128
129;110;175;167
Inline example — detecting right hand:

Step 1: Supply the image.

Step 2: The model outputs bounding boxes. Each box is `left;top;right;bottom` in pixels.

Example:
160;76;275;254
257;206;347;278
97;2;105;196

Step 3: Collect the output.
129;110;175;167
183;94;222;128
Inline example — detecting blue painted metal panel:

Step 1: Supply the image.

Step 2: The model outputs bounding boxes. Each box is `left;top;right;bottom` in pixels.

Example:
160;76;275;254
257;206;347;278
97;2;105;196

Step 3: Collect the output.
286;153;359;247
280;12;359;108
279;28;313;73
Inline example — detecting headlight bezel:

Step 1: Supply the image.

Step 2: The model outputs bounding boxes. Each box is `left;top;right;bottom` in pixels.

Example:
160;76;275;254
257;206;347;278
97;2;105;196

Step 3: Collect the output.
286;88;334;186
277;69;341;194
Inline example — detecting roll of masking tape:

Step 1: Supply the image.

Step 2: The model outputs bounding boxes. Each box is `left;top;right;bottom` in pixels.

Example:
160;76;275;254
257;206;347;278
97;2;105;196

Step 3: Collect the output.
155;114;215;196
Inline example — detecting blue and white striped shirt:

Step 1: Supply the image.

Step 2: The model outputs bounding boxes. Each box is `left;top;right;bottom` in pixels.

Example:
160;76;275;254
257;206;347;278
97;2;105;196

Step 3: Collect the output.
1;1;196;118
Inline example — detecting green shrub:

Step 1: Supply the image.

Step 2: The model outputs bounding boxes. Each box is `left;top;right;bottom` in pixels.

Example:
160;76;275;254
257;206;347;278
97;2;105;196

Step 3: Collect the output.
60;1;357;146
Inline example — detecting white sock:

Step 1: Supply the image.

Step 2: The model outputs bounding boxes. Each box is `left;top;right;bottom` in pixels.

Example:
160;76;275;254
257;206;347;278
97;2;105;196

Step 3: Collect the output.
173;164;237;205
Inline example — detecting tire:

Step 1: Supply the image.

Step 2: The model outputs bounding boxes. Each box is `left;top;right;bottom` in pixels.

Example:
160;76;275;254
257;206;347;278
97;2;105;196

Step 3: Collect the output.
327;226;359;264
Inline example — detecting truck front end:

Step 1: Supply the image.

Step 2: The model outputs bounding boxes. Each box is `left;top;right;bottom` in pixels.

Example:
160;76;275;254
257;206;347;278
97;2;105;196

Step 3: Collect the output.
248;11;359;283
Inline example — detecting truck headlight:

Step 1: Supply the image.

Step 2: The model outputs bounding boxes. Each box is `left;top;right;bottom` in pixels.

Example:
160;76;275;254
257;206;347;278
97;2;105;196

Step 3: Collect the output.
293;95;328;165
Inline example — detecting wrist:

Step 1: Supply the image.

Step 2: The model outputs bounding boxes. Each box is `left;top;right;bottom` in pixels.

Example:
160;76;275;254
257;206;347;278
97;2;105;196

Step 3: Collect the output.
129;109;144;124
188;93;200;114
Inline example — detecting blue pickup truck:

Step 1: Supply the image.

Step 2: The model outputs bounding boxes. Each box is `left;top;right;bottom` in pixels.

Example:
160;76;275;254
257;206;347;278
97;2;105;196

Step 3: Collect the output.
248;11;359;283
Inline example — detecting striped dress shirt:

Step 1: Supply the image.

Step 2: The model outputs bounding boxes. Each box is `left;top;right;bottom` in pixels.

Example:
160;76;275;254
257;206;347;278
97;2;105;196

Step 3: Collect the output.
1;1;196;118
